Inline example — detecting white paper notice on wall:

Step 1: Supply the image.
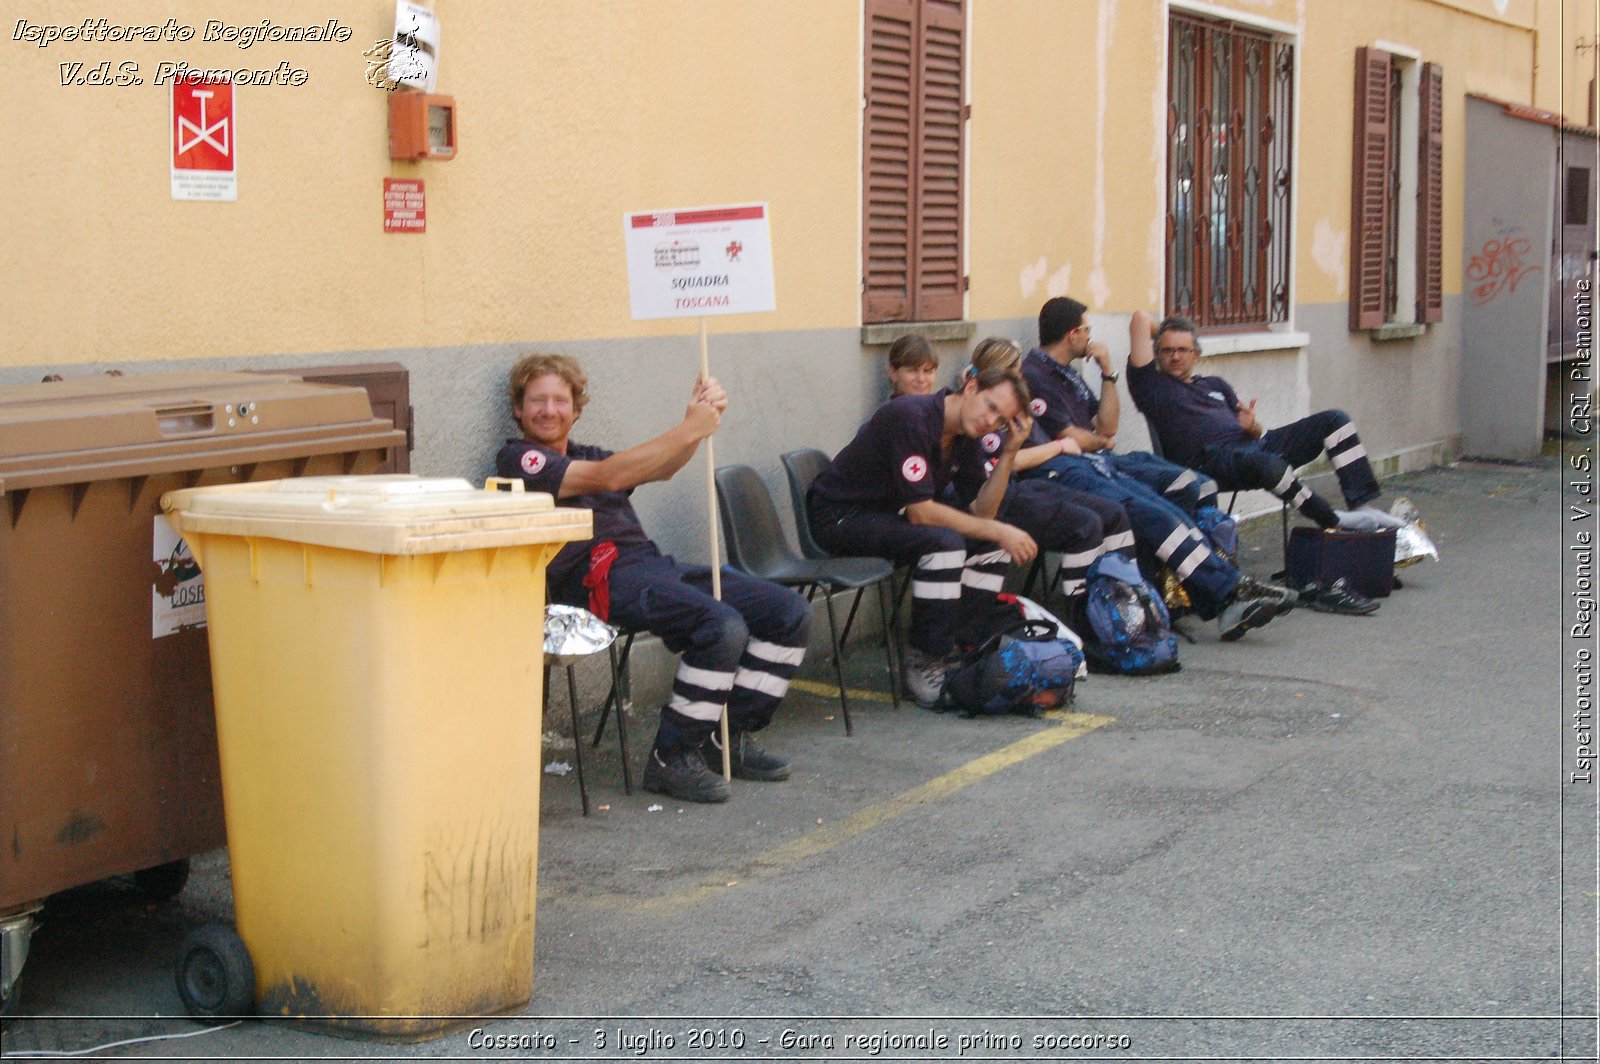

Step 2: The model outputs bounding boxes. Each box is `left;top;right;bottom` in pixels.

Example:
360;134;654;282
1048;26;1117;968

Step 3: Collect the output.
392;1;440;92
622;204;776;320
152;516;206;638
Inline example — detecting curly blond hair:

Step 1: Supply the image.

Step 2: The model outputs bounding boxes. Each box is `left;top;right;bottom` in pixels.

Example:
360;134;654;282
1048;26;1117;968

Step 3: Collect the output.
508;353;589;416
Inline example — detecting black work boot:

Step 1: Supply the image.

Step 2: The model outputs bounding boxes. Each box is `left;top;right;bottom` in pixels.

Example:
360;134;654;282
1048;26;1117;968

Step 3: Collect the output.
642;745;731;803
704;730;792;782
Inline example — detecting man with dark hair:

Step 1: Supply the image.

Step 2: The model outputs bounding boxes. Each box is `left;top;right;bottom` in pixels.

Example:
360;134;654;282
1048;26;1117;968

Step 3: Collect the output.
497;353;811;804
1028;296;1217;509
807;364;1039;706
1127;315;1409;532
1020;299;1289;640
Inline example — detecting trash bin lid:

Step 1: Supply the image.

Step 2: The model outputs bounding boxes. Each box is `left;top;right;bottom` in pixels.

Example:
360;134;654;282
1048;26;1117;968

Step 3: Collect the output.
0;372;404;491
162;475;592;555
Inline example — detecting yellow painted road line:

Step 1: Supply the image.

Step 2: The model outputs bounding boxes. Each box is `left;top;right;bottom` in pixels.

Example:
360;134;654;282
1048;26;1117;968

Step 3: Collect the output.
551;711;1114;916
788;677;897;703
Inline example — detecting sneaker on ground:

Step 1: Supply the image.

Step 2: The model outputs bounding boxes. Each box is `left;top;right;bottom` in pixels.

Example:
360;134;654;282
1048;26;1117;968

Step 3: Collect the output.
704;730;791;782
1306;576;1380;616
1217;594;1276;642
641;746;731;803
904;646;948;708
1234;573;1298;615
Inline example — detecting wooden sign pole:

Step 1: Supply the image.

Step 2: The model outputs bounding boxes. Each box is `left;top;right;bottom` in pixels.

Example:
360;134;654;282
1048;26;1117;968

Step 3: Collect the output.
700;316;731;780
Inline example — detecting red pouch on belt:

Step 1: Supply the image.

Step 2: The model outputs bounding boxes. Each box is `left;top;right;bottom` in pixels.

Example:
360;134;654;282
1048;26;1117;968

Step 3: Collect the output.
583;541;618;621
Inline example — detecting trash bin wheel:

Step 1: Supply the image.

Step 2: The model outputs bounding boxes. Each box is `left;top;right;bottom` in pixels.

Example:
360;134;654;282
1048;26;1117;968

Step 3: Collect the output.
133;859;191;900
176;923;254;1019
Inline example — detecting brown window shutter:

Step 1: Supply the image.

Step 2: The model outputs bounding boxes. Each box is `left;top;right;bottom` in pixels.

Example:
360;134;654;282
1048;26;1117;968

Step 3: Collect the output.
1416;61;1445;324
1349;47;1393;330
912;0;965;321
863;0;917;323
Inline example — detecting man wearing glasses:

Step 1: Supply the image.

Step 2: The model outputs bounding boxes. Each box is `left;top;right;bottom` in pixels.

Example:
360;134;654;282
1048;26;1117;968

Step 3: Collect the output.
1126;313;1408;533
1019;297;1290;640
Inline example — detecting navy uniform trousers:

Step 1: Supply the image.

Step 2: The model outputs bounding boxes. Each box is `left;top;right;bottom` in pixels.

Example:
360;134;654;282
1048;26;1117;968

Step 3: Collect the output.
566;547;811;755
807;497;1011;659
1194;410;1381;529
1025;453;1241;619
994;479;1135;599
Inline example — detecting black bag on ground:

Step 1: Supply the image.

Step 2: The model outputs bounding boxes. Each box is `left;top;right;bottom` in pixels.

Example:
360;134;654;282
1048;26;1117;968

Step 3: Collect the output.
1287;526;1396;599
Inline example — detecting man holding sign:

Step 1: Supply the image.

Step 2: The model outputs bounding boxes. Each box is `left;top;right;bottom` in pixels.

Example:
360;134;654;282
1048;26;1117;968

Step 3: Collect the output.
497;354;810;804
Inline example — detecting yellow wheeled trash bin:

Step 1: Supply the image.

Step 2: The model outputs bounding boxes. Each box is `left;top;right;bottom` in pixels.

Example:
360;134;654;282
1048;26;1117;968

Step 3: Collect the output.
161;475;590;1040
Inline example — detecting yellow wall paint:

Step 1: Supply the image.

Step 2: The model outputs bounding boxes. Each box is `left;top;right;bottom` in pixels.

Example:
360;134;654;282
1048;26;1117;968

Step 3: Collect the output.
3;1;861;366
1551;0;1599;123
3;0;1556;371
1293;2;1536;305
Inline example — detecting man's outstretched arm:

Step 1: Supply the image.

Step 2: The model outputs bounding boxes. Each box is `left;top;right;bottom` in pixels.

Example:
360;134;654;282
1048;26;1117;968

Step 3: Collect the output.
556;378;724;497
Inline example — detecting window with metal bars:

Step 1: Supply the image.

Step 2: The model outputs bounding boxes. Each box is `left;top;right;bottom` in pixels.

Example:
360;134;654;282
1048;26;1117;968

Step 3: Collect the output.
1166;12;1294;332
862;0;966;325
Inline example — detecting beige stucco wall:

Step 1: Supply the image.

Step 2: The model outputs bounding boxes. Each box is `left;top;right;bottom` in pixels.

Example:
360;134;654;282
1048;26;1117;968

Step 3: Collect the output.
1553;0;1599;123
5;0;1556;367
1293;0;1539;307
1;0;1553;509
2;0;863;370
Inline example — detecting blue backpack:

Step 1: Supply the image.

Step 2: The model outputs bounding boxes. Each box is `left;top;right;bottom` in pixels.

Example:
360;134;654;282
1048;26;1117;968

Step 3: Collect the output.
940;620;1083;717
1083;554;1181;675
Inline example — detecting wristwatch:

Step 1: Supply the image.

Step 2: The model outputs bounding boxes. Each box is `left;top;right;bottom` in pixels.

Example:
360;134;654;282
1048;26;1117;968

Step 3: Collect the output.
1100;370;1120;383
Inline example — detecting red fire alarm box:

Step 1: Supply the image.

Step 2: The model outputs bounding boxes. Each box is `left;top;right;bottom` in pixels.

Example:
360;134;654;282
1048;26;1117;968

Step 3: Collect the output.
389;93;456;161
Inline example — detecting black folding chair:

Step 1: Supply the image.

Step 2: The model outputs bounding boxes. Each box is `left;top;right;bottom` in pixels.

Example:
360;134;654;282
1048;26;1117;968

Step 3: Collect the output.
715;464;899;735
781;449;904;704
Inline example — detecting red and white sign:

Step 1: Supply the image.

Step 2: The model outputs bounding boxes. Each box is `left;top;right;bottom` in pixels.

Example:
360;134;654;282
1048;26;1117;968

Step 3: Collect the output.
170;78;235;201
1030;398;1047;416
519;449;546;475
622;202;776;320
383;178;426;233
901;455;928;483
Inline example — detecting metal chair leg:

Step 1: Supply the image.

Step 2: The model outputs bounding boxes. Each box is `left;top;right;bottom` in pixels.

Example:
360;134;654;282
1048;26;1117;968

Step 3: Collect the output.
876;578;902;708
593;632;636;747
821;587;852;735
837;587;866;646
1280;501;1291;573
562;664;591;817
611;645;633;794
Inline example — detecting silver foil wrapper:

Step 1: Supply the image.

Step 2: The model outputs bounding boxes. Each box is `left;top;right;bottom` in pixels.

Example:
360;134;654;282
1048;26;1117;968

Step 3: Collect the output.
1389;496;1439;567
544;604;618;665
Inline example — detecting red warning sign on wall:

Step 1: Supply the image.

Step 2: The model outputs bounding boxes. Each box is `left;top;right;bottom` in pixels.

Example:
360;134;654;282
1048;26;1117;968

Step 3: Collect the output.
384;178;426;233
170;79;236;201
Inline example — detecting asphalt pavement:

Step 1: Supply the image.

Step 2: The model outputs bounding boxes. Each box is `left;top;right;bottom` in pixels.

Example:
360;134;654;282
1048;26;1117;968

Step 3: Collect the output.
1;457;1593;1062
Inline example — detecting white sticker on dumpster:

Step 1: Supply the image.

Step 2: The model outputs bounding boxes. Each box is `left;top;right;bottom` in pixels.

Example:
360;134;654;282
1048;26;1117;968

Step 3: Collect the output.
152;516;206;638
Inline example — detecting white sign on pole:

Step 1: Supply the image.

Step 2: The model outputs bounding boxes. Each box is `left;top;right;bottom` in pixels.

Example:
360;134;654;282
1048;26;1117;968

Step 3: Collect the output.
623;203;776;320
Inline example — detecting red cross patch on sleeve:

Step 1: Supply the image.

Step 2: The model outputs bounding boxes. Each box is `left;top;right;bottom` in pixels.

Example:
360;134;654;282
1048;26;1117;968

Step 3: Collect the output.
520;449;547;475
901;455;929;483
